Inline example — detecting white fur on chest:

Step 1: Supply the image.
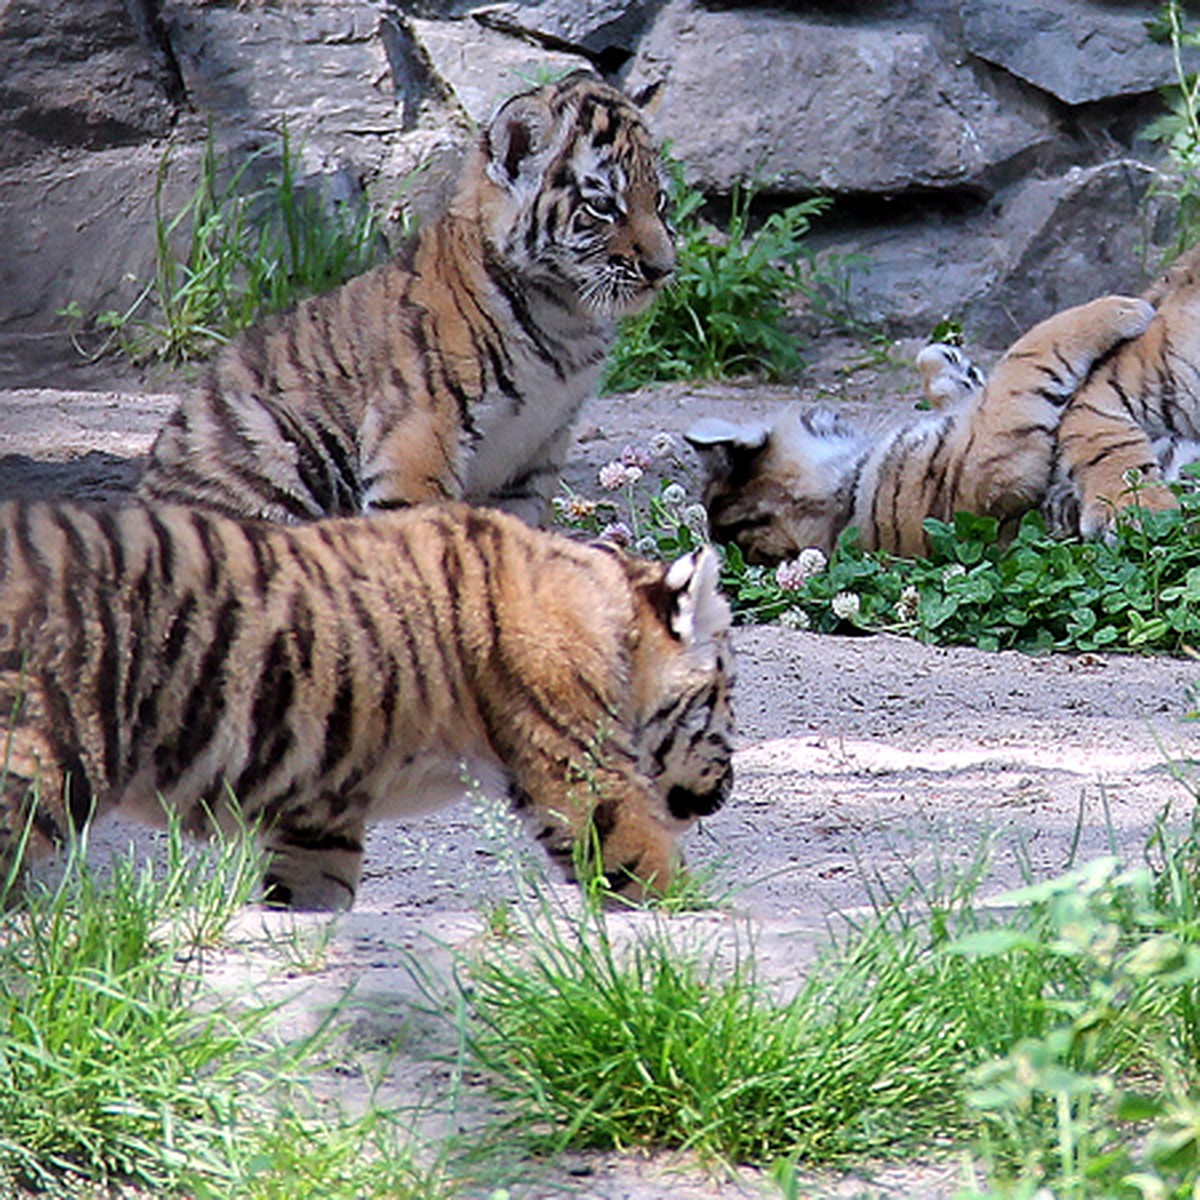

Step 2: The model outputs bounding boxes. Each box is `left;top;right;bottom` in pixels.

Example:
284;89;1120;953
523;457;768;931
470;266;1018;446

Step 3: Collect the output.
465;353;603;500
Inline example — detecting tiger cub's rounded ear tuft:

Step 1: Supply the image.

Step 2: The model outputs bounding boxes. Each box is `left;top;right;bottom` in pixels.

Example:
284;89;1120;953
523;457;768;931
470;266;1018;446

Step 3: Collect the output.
664;546;730;648
685;417;771;481
485;93;554;188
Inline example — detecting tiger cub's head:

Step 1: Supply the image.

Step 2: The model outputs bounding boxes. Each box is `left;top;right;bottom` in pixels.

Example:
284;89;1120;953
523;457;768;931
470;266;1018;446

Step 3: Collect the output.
625;546;736;828
473;70;675;318
685;410;868;564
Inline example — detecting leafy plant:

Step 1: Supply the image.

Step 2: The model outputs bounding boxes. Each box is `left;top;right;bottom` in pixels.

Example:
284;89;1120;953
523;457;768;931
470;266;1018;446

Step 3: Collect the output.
724;482;1200;655
605;160;831;391
64;128;384;366
1146;1;1200;257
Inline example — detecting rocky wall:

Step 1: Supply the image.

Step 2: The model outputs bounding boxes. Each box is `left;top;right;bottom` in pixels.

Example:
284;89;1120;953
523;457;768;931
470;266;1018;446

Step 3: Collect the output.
0;0;1187;384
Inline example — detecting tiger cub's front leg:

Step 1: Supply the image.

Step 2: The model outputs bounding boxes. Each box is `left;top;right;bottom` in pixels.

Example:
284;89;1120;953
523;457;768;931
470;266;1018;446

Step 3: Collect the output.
509;757;680;900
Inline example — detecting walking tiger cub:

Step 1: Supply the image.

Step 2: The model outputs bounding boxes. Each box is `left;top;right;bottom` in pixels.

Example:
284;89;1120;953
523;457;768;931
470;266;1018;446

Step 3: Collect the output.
139;71;674;528
0;503;733;908
685;294;1154;564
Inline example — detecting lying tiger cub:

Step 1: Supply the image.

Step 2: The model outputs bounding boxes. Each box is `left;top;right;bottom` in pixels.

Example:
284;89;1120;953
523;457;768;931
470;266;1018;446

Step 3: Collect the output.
686;294;1153;564
0;502;733;908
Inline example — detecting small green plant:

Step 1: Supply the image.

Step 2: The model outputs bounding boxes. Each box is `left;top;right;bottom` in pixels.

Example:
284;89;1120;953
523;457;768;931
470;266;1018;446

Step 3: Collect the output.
725;480;1200;655
64;128;384;366
1146;1;1200;257
554;431;710;561
605;160;831;391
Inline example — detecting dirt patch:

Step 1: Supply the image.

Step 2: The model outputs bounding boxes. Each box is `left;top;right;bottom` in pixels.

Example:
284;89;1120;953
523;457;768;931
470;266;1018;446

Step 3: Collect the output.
4;340;1199;1197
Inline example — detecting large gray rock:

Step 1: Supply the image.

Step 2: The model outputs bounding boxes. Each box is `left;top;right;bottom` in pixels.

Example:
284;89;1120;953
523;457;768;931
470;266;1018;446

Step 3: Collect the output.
163;1;397;171
0;0;178;170
469;0;659;61
811;160;1167;345
963;0;1185;107
624;0;1061;197
407;16;591;125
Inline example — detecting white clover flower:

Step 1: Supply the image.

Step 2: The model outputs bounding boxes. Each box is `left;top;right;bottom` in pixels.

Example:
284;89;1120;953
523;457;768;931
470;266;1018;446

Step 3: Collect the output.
775;546;828;590
599;521;633;546
941;562;967;583
598;461;643;490
683;503;709;537
895;584;920;622
779;607;811;631
649;431;676;459
620;444;654;470
831;591;861;621
796;546;828;579
634;535;659;556
661;482;687;507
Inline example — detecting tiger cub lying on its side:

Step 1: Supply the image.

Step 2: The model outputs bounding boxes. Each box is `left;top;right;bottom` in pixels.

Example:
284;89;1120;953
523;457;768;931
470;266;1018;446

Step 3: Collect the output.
139;71;674;528
685;294;1153;565
0;502;733;909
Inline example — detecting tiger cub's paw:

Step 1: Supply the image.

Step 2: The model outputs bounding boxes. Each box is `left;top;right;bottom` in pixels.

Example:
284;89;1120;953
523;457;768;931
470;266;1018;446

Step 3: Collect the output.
915;343;985;411
1093;295;1155;344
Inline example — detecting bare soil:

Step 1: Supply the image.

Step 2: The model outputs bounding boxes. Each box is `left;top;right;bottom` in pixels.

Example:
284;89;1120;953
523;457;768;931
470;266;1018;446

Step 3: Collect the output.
4;337;1199;1198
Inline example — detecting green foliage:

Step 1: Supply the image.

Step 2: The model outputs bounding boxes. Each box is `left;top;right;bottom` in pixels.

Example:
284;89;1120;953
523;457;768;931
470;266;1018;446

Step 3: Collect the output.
1145;1;1200;257
63;128;385;366
0;819;442;1198
726;487;1200;655
466;894;979;1166
463;804;1200;1197
605;161;831;391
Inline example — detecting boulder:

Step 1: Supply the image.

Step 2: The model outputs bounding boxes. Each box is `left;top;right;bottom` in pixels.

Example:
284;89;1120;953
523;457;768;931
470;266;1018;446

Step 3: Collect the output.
623;0;1062;197
963;0;1189;107
809;159;1168;345
0;0;177;170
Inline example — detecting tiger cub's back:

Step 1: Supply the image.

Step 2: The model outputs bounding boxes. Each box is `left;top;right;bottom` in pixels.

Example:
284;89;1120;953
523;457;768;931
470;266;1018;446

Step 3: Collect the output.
0;502;733;908
138;71;675;529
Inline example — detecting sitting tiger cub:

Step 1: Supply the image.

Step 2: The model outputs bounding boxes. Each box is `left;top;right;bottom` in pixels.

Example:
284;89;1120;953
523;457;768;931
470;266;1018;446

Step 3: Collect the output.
139;71;674;528
0;502;733;908
685;295;1153;564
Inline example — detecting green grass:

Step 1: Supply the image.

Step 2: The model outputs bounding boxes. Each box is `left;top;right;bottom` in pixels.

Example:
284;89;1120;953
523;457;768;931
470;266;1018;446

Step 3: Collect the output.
0;818;444;1199
458;799;1200;1199
63;127;385;366
605;161;831;391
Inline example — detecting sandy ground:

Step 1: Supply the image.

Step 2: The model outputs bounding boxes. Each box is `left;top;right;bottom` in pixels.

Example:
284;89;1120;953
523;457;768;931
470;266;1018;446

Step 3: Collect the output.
4;338;1199;1198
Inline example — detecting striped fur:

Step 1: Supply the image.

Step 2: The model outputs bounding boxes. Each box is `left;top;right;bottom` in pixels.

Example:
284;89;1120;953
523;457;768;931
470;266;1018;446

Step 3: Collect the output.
1053;245;1200;537
685;295;1154;564
138;72;674;528
0;503;733;908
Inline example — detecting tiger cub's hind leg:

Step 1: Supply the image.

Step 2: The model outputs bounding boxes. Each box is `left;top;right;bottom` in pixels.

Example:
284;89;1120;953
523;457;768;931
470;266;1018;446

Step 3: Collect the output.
970;295;1156;522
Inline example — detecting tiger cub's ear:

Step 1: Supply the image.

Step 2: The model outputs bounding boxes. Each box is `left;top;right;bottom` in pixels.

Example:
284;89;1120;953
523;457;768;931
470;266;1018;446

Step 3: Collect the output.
663;546;731;653
684;417;770;482
485;91;557;191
